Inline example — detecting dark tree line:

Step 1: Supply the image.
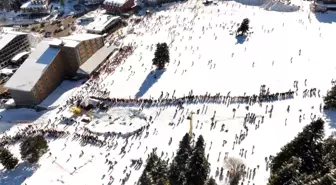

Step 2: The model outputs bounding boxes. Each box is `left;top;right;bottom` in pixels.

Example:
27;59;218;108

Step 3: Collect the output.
20;135;49;163
268;119;336;185
0;135;48;170
139;134;215;185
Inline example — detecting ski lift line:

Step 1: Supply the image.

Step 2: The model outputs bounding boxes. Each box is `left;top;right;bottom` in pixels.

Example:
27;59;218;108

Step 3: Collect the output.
53;161;72;174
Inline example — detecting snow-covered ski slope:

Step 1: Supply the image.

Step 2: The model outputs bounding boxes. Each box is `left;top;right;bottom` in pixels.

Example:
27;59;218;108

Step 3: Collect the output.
2;0;336;185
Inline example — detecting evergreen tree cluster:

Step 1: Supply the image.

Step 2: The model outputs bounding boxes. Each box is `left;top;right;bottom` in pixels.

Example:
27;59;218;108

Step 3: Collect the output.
139;134;215;185
0;135;48;170
152;43;170;70
20;135;49;164
236;18;250;36
268;119;336;185
324;85;336;109
0;147;18;170
139;152;169;185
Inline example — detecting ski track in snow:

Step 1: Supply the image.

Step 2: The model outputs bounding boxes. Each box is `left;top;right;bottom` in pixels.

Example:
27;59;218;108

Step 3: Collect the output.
1;0;336;185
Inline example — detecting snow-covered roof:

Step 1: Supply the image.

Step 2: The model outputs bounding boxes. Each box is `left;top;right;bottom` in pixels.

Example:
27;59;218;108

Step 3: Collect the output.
103;0;127;7
49;33;103;48
0;31;27;52
77;45;117;76
11;51;30;62
21;1;47;9
77;15;95;22
49;38;80;48
0;68;14;75
86;15;121;33
5;40;61;92
60;33;103;42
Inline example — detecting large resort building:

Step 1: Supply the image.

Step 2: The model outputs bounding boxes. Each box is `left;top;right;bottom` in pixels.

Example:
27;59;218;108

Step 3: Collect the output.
5;33;106;106
0;31;30;69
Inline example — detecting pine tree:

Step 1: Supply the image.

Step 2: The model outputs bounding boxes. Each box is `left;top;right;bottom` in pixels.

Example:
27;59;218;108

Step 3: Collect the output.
144;152;159;172
169;133;192;185
139;171;152;185
322;136;336;169
152;43;170;70
268;156;302;185
0;147;18;170
267;119;336;185
237;18;250;36
152;158;168;184
207;177;217;185
139;152;169;185
311;172;336;185
186;135;210;185
20;135;49;163
324;85;336;109
270;119;324;174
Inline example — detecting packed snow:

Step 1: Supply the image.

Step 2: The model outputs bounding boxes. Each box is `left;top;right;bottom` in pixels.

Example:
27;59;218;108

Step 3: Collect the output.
1;0;336;185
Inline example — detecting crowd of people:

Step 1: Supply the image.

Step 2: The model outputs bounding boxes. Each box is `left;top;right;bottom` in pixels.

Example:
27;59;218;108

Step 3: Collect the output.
0;125;69;147
0;1;327;185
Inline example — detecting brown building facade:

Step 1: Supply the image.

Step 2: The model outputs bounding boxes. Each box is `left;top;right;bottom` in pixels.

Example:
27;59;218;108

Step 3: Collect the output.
5;34;104;106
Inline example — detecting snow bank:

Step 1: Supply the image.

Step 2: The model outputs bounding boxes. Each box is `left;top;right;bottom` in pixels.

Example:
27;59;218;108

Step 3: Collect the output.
87;108;148;134
230;0;266;6
268;1;299;12
0;108;44;123
0;108;46;133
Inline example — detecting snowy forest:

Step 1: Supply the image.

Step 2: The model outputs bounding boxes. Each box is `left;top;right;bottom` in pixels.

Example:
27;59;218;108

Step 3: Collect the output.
139;119;336;185
138;134;218;185
268;119;336;185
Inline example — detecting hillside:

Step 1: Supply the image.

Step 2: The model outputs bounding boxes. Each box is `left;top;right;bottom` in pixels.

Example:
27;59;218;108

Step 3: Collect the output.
1;0;336;185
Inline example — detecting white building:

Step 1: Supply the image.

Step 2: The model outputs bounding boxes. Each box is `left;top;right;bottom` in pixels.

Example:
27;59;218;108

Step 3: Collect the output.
85;15;121;34
20;0;50;14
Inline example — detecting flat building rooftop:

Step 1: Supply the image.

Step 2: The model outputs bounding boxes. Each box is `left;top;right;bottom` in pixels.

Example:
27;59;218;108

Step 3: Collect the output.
5;40;60;92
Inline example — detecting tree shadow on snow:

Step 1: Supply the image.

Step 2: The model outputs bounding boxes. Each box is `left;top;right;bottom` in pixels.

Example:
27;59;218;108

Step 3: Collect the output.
0;108;46;133
235;35;247;44
38;79;86;108
315;12;336;23
323;110;336;128
0;162;38;185
219;0;264;6
135;69;165;98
